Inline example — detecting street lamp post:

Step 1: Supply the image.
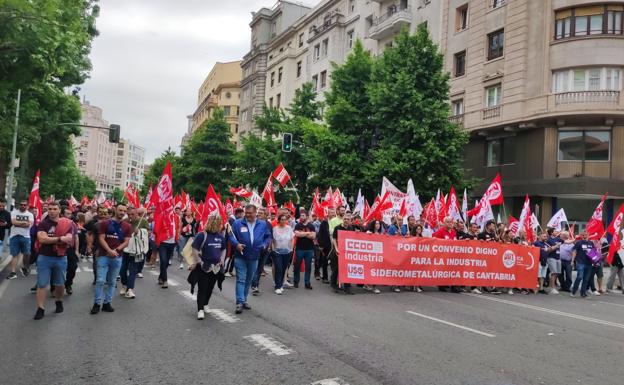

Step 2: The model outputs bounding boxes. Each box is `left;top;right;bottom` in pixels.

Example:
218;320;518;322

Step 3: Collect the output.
5;89;21;208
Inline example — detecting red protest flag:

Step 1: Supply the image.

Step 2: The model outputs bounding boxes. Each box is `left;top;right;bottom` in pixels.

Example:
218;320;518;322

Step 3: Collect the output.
586;193;608;240
399;198;407;217
153;162;177;245
312;189;325;219
508;215;519;236
423;198;438;228
229;186;253;199
332;188;344;208
262;177;276;207
484;173;504;206
225;198;234;216
446;187;461;221
607;204;624;236
518;195;535;243
362;199;371;222
606;204;624;264
201;184;228;227
284;200;296;215
271;163;291;187
28;170;43;224
365;191;392;223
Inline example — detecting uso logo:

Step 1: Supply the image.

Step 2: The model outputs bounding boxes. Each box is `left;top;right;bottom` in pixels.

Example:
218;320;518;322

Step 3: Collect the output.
502;250;516;268
347;264;365;279
345;239;383;253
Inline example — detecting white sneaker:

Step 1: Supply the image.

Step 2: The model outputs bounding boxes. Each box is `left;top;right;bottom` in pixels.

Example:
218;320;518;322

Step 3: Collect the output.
179;263;184;270
508;289;514;295
570;292;576;297
137;273;144;278
125;289;135;298
594;291;601;296
275;288;283;295
549;289;559;295
415;287;423;293
119;286;127;296
471;288;482;294
282;281;292;289
203;305;210;312
224;272;232;277
373;288;381;294
197;310;205;320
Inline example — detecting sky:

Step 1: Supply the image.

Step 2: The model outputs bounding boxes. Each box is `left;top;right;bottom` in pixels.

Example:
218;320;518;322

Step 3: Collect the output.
80;0;317;163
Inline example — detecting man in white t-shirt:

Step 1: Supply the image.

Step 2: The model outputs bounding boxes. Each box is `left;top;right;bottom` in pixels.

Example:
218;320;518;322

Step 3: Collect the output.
7;199;34;280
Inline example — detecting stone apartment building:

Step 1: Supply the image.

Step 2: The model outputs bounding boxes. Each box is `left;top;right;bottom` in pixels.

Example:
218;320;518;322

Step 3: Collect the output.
239;0;624;225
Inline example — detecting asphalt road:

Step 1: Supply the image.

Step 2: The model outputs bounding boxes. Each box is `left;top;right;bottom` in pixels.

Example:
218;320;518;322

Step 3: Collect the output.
0;254;623;385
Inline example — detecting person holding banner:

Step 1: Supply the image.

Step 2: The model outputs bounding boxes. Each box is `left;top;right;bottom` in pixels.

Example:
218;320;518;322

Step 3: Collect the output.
433;217;458;293
331;213;354;294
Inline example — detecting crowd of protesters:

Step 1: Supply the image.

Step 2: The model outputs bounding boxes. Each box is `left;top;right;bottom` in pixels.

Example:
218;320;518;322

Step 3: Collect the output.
0;197;622;321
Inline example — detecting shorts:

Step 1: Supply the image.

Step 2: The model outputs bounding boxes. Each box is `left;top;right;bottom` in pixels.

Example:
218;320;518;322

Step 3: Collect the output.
547;258;561;274
538;264;548;278
592;264;604;278
9;235;31;257
36;255;67;288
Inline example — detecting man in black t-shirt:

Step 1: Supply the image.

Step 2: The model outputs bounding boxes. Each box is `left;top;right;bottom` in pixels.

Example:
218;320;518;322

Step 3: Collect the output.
0;198;12;252
478;220;498;242
294;212;316;289
331;214;354;294
85;206;108;284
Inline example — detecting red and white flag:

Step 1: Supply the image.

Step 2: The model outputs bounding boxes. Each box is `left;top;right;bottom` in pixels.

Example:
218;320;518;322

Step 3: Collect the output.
271;163;291;187
153;162;177;245
546;208;568;231
124;184;140;207
262;177;276;207
28;170;43;224
587;193;608;240
406;179;423;220
471;197;494;230
225;198;233;216
364;192;393;223
446;187;462;221
283;200;296;215
332;188;344;208
467;174;505;217
508;215;520;236
606;204;624;264
229;186;253;199
422;198;438;228
518;195;534;242
201;184;227;227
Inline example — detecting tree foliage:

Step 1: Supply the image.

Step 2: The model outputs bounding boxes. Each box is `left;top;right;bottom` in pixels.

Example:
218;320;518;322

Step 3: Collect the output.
141;147;181;196
0;0;100;200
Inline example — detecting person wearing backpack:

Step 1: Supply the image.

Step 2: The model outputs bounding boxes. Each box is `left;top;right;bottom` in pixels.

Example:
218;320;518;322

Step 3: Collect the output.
191;214;226;320
91;204;132;314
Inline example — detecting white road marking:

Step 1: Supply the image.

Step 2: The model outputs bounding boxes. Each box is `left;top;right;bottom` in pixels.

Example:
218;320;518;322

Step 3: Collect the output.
166;278;180;287
406;310;496;338
597;300;624;308
148;270;159;276
207;309;240;323
0;255;11;272
467;293;624;330
75;267;81;273
312;378;350;385
244;334;293;356
178;290;197;301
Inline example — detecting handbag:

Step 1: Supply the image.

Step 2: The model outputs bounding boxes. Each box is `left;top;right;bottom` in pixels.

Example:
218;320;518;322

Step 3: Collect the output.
181;236;196;267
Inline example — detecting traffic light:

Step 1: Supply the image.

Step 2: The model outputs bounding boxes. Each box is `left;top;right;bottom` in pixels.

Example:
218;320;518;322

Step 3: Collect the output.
282;132;292;152
108;124;120;143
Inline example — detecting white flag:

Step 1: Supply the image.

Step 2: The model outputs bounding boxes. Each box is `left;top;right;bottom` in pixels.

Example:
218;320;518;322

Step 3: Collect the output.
96;191;106;204
406;179;423;219
531;213;540;230
353;189;364;216
462;189;468;221
546;208;568;231
249;191;262;208
473;198;494;231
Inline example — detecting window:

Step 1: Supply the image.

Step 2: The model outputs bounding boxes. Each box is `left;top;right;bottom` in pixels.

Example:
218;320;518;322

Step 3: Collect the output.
492;0;505;8
452;99;464;116
278;67;283;83
299;33;304;47
456;5;468;31
322;39;329;57
270;72;275;87
347;30;354;49
296;61;302;78
555;10;571;39
607;9;624;34
348;0;355;14
485;84;502;107
320;70;327;88
312;75;318;91
558;130;611;161
269;97;273;108
314;44;320;60
555;5;624;40
223;106;231;116
552;68;623;92
276;94;281;108
454;51;466;77
487;29;504;60
235;124;239;133
486;136;515;166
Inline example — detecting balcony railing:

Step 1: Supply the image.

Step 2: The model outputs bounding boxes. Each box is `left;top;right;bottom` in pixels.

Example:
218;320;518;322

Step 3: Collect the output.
482;105;501;120
449;114;464;126
369;5;412;40
554;90;620;105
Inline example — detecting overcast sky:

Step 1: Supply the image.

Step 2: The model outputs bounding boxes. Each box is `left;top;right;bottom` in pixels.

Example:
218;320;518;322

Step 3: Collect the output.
80;0;317;163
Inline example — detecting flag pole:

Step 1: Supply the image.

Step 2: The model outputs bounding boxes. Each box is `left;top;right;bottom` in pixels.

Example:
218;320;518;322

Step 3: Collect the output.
502;202;508;224
288;180;301;204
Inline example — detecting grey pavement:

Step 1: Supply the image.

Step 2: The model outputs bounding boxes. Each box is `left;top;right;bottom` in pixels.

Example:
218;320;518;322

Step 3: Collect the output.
0;255;623;385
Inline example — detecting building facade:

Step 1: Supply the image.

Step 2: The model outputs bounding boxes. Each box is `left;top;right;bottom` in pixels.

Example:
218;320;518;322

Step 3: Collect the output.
74;102;117;194
114;139;145;189
239;0;624;226
189;61;243;148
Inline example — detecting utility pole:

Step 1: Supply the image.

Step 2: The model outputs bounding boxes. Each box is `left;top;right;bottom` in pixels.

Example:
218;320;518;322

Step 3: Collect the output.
5;89;21;208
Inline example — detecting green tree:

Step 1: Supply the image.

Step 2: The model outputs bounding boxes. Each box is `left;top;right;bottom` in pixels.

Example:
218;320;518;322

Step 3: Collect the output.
0;0;100;199
287;82;322;121
112;187;124;204
367;26;469;198
178;109;237;198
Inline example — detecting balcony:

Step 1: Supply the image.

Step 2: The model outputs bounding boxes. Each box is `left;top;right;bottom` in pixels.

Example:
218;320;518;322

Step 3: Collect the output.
368;5;412;40
449;114;464;127
309;11;344;40
482;105;501;120
554;90;620;106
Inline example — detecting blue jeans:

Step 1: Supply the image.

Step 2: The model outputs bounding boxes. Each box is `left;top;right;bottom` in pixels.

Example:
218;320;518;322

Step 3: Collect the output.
94;256;122;305
234;258;258;304
178;236;192;262
36;255;67;288
272;252;291;289
158;242;175;282
120;253;141;290
294;249;314;285
252;249;270;288
9;235;30;258
572;263;591;296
